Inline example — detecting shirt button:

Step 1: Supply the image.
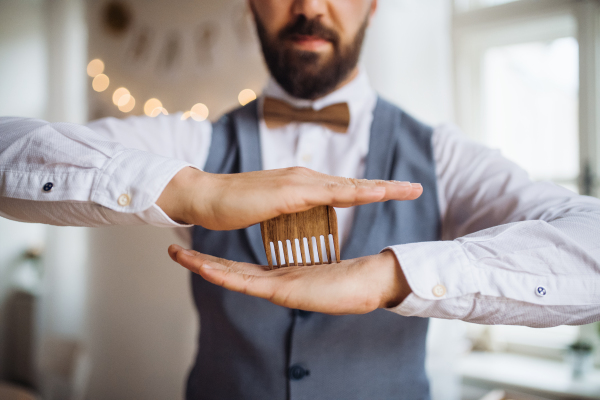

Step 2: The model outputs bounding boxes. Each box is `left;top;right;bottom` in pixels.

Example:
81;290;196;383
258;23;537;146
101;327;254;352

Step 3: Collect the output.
117;194;131;206
535;286;547;297
43;182;54;192
432;284;446;298
288;364;310;381
301;154;312;163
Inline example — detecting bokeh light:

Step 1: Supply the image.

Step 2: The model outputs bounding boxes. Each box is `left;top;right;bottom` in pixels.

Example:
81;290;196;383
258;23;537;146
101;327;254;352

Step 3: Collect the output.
92;74;110;92
144;98;163;116
112;87;131;106
238;89;257;106
181;111;191;121
191;103;209;121
118;95;136;113
150;107;168;117
87;59;105;77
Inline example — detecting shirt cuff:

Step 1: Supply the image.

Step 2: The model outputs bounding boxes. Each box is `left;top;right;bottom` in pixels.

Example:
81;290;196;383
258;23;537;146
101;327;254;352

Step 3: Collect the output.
137;204;194;228
91;148;195;218
383;241;477;319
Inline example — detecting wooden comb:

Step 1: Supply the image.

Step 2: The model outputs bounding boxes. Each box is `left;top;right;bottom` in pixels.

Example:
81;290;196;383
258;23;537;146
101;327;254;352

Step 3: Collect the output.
260;205;340;269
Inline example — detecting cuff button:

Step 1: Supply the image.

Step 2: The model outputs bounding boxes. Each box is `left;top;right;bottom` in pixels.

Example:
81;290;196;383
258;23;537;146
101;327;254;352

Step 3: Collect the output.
43;182;54;192
535;286;547;297
432;284;447;298
117;193;131;206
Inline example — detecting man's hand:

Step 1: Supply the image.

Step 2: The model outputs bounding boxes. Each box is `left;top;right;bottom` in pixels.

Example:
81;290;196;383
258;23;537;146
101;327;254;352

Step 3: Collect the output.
168;245;412;314
157;166;423;230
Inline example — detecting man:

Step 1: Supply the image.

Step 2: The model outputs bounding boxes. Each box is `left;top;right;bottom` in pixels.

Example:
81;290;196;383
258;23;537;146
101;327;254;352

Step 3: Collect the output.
1;0;600;399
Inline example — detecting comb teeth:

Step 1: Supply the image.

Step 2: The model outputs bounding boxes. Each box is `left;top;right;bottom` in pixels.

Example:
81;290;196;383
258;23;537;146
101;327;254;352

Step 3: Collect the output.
260;206;340;269
267;235;335;268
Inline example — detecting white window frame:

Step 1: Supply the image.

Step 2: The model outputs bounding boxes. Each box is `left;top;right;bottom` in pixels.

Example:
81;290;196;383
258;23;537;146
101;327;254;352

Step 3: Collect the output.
452;0;600;360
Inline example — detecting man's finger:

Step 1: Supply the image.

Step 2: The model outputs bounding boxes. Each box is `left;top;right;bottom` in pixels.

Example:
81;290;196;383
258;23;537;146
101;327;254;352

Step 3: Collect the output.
168;244;202;262
288;168;423;207
336;181;422;204
172;248;288;302
171;246;274;277
302;180;422;209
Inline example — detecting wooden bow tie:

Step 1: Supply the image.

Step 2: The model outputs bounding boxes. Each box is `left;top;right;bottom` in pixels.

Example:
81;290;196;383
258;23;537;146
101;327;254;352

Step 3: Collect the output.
263;97;350;133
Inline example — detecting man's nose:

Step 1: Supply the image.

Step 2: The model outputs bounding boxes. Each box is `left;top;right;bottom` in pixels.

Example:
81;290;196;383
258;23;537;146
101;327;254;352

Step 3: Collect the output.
291;0;327;20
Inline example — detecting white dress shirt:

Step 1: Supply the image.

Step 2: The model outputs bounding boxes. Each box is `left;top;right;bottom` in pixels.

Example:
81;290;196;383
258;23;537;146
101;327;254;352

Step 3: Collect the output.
1;70;600;328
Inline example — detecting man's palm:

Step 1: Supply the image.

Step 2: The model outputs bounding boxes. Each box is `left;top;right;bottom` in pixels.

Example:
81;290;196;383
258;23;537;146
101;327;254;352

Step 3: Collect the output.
168;245;410;314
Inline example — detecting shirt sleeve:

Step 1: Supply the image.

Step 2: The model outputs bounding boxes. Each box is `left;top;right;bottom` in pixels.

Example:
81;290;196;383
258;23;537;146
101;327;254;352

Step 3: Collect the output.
386;124;600;327
0;114;212;228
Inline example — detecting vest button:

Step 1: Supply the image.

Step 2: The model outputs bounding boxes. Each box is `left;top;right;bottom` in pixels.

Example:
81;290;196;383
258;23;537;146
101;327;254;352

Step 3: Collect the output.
294;309;312;318
288;364;310;381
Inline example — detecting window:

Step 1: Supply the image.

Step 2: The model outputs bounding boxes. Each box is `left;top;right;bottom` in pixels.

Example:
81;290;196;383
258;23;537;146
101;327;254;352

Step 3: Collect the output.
453;0;600;357
482;37;579;192
454;0;600;196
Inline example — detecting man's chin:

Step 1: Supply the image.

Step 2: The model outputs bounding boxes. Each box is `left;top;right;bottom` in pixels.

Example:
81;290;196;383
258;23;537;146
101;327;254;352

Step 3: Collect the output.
286;48;334;69
289;61;331;79
283;44;333;61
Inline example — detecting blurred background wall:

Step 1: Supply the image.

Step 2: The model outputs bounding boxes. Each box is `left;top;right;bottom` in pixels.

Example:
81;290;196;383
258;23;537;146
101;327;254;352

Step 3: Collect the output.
1;0;600;399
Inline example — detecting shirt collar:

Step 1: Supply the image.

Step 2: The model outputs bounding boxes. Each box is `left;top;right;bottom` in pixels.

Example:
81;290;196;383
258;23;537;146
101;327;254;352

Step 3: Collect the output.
261;67;376;118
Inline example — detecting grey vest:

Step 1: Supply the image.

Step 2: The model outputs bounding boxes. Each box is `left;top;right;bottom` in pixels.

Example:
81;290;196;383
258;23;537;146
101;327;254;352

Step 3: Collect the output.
189;98;440;400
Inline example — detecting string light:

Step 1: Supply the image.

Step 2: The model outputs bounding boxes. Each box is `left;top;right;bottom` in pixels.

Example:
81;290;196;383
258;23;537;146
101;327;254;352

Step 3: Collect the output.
88;61;257;119
119;95;136;113
238;89;256;106
92;74;110;92
112;87;131;106
191;103;209;121
144;98;162;116
149;107;168;117
87;59;105;77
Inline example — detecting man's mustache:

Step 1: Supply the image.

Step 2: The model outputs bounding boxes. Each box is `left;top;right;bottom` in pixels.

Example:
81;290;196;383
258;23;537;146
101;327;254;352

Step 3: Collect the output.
278;16;340;46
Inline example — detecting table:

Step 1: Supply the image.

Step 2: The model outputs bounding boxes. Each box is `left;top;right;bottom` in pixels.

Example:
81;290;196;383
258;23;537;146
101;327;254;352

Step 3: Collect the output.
460;352;600;400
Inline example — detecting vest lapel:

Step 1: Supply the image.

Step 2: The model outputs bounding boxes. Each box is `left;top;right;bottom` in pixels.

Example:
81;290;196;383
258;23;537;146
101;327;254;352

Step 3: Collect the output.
231;101;269;264
342;98;400;260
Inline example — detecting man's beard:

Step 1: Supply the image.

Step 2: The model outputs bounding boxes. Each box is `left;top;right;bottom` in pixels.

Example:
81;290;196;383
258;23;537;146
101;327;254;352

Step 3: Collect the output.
252;10;369;100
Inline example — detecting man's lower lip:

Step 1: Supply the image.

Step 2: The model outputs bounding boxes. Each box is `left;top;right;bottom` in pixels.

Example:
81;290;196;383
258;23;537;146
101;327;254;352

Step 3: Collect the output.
291;38;330;50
